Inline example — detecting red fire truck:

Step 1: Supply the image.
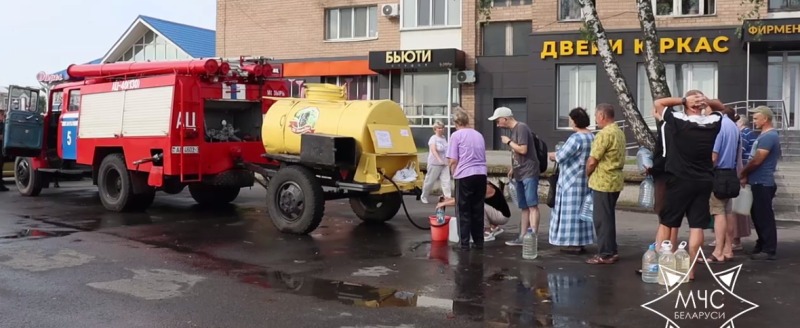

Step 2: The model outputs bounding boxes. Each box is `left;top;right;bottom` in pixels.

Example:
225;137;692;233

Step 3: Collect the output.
2;57;289;212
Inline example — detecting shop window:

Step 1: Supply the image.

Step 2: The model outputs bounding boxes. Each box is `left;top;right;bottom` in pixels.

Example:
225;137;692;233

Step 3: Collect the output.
402;0;461;28
636;62;718;129
653;0;716;16
481;21;531;56
402;72;460;127
556;65;596;129
490;0;533;6
287;79;307;98
321;75;378;100
769;0;800;11
325;6;378;40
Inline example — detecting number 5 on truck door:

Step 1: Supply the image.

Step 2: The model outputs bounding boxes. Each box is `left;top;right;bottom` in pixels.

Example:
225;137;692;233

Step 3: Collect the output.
61;112;79;160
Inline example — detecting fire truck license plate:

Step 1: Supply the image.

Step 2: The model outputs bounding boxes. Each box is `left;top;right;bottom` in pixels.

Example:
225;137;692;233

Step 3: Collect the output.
171;146;199;154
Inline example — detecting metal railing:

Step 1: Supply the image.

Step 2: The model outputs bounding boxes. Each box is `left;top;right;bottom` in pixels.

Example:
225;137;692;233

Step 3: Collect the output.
724;99;791;131
590;119;639;150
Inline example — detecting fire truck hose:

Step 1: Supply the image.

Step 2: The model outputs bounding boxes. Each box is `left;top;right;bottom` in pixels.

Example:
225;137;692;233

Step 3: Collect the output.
382;174;431;231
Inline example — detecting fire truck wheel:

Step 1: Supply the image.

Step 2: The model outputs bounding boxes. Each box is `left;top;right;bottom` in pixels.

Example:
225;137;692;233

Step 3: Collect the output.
349;192;402;223
266;165;324;235
97;153;138;212
188;184;240;206
14;157;43;196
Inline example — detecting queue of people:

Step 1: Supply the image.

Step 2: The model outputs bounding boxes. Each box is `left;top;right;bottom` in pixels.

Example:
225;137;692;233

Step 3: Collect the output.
424;94;781;265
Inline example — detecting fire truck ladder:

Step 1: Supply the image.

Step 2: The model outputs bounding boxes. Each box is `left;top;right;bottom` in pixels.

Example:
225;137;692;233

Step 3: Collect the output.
178;79;202;183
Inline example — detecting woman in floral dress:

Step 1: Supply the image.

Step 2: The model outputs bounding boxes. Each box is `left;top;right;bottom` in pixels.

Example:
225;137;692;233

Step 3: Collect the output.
547;107;596;254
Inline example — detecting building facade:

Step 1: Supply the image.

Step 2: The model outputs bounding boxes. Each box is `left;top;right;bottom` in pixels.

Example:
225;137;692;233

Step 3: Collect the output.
479;0;800;148
218;0;504;146
217;0;800;149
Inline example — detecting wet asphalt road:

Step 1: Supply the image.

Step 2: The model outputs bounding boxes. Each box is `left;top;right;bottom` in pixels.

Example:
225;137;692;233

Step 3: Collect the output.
1;179;799;328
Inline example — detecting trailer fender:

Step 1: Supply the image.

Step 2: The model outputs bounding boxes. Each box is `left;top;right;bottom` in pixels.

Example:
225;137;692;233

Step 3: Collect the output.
147;166;164;188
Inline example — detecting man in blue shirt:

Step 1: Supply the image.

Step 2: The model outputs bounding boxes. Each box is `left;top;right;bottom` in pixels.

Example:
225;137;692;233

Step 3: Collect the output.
707;107;742;263
739;106;781;260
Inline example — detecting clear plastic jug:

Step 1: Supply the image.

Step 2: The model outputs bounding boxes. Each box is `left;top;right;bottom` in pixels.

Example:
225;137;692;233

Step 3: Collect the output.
674;241;691;284
657;241;676;286
641;243;659;284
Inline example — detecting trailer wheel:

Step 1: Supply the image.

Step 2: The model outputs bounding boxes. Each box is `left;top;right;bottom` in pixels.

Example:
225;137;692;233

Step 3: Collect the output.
349;192;403;223
266;165;324;234
14;157;43;196
188;184;240;206
97;153;138;212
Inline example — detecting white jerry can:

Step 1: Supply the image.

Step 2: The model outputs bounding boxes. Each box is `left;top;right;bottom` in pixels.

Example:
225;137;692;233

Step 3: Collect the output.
448;217;459;243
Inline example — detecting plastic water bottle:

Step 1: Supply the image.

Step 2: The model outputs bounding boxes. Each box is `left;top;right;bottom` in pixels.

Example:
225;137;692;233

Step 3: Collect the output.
657;241;676;286
674;241;691;284
435;207;445;225
522;228;538;260
639;176;655;210
641;243;659;284
579;192;593;222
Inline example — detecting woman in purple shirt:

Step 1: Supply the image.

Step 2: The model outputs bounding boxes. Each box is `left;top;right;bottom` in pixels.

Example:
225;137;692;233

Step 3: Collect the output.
446;108;488;251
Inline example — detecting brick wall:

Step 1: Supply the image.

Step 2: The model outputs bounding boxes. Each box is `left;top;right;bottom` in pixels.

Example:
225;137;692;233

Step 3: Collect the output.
216;0;401;59
533;0;769;33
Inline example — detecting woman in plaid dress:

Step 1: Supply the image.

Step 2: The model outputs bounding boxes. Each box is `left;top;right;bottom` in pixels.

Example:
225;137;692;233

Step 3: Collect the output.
547;107;595;254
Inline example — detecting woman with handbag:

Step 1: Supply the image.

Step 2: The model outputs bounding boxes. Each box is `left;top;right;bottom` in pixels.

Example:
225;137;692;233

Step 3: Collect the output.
546;107;595;254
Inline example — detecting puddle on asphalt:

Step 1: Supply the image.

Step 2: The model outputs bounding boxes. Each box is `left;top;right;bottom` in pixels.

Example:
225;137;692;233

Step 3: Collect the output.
235;268;612;327
1;228;78;239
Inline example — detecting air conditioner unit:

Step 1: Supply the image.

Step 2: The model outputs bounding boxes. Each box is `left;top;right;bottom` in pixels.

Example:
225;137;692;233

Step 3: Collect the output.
381;4;400;17
456;70;476;84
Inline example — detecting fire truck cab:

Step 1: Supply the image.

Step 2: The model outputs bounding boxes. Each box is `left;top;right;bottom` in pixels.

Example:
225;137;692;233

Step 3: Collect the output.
3;57;289;212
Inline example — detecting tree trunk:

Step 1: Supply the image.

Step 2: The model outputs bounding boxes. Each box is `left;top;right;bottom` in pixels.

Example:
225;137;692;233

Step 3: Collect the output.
637;0;672;102
579;0;655;150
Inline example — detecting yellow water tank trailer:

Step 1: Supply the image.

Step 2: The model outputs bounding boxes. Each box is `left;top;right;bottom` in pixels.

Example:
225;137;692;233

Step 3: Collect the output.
259;83;425;234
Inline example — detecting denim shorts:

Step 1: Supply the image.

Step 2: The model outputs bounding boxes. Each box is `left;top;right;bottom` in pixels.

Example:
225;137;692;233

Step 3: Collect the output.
515;177;539;209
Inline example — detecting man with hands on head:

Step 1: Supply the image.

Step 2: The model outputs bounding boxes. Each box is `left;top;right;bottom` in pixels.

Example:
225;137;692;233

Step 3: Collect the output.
653;91;724;281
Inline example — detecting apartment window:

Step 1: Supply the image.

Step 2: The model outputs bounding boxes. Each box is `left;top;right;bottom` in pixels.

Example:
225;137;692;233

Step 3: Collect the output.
557;65;597;129
321;75;378;100
491;0;533;6
482;21;531;56
653;0;716;16
769;0;800;11
325;6;378;40
636;62;718;128
559;0;584;20
402;72;460;127
401;0;461;28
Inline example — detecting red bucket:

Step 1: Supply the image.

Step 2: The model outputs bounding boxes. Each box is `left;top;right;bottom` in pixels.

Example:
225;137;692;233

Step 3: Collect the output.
429;215;451;242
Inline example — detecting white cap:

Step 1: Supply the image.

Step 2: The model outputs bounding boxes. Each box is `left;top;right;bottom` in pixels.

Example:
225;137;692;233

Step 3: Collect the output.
488;107;513;121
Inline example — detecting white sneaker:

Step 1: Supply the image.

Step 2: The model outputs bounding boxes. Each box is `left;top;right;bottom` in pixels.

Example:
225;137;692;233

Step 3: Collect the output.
420;196;429;204
484;233;496;242
491;227;505;237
